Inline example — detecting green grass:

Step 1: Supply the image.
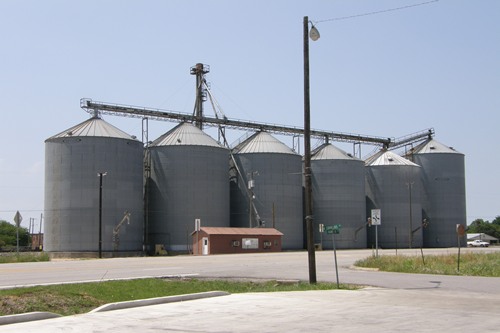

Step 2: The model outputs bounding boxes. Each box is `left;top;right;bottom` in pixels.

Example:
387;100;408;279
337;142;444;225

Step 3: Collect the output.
0;278;351;316
354;252;500;277
0;252;50;264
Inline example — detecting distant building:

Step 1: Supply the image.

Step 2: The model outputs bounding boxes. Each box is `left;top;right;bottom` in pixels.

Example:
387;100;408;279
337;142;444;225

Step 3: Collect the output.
30;233;44;251
467;233;498;244
192;227;283;255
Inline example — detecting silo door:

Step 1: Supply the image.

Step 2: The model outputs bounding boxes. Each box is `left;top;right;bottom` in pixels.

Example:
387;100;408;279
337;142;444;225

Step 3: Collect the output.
202;237;209;255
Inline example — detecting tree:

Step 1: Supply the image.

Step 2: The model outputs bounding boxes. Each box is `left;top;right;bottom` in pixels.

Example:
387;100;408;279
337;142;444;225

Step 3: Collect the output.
0;220;30;248
468;218;500;240
492;216;500;226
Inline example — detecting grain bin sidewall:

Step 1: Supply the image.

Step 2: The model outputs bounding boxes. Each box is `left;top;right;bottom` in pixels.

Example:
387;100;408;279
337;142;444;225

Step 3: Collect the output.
232;152;303;249
413;152;466;247
365;164;422;248
44;136;144;252
312;158;366;249
148;145;230;252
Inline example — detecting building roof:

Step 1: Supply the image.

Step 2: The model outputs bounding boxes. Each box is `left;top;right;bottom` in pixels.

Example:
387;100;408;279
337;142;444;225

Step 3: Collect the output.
151;122;225;148
233;131;297;155
366;150;419;167
312;143;360;161
196;227;283;236
412;139;462;155
467;233;498;241
47;116;137;140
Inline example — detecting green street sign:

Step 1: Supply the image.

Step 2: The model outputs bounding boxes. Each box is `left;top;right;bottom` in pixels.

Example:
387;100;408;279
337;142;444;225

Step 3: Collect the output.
325;224;341;234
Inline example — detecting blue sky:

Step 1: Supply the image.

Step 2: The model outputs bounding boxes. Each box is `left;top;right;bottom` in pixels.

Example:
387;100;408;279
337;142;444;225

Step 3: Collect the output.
1;0;499;231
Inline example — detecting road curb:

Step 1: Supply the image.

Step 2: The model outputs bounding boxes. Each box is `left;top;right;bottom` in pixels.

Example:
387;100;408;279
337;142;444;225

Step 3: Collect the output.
0;312;62;326
0;291;230;326
349;265;379;271
90;291;230;313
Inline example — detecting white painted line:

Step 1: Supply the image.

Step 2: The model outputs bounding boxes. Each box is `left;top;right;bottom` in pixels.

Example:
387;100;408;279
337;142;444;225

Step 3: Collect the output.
0;274;200;290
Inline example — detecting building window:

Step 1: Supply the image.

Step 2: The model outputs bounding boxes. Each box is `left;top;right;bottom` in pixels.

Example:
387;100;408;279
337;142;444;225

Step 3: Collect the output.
232;240;240;247
263;241;272;249
242;238;259;249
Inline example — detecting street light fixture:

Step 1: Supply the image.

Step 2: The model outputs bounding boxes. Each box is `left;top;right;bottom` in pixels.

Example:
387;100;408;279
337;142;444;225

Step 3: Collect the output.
303;16;319;284
309;24;320;41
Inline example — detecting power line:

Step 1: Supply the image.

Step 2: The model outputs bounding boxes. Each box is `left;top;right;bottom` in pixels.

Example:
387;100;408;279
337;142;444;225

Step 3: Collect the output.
0;209;43;213
315;0;439;24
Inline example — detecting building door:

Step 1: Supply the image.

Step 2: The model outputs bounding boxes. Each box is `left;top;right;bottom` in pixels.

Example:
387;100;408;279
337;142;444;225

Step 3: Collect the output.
202;237;209;255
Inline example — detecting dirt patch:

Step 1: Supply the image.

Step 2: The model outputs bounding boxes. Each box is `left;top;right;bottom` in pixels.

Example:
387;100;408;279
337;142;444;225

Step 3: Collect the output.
0;292;102;316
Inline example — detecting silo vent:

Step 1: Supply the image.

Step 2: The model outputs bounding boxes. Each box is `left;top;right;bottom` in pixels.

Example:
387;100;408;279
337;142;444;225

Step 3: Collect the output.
67;131;73;136
388;156;394;162
430;145;435;150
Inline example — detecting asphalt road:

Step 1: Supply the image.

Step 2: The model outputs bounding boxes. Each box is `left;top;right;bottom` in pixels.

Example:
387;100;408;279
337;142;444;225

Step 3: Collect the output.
1;247;499;295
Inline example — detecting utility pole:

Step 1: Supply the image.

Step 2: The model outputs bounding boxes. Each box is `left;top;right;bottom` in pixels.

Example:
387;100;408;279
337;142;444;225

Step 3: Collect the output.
407;182;414;249
39;213;43;250
29;218;33;249
98;172;107;258
14;211;22;254
304;16;317;284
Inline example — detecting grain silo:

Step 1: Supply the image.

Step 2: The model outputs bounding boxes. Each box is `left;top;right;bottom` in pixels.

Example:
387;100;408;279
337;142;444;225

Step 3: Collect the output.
365;150;422;249
148;122;230;252
410;139;466;247
311;143;366;249
230;131;303;249
44;114;144;254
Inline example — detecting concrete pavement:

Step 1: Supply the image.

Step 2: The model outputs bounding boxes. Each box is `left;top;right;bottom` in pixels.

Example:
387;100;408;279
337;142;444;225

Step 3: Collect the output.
1;249;499;332
1;287;499;332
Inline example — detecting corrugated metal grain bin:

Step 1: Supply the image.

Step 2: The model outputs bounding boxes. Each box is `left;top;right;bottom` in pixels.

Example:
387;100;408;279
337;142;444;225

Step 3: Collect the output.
365;150;422;249
411;139;466;247
148;122;230;252
230;131;303;249
311;143;366;249
44;115;144;253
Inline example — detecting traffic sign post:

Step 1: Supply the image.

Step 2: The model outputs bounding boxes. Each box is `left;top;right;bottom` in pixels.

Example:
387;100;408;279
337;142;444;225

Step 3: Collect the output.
371;209;381;257
319;224;324;249
195;218;201;255
325;224;342;288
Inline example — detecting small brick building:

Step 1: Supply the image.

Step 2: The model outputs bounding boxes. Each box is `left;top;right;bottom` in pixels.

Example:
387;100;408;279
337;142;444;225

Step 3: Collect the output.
192;227;283;255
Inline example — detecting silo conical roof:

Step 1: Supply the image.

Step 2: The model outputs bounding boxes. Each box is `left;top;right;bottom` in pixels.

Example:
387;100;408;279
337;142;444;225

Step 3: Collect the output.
47;116;136;140
312;143;359;160
234;131;296;154
151;122;224;148
366;150;419;167
413;139;462;155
